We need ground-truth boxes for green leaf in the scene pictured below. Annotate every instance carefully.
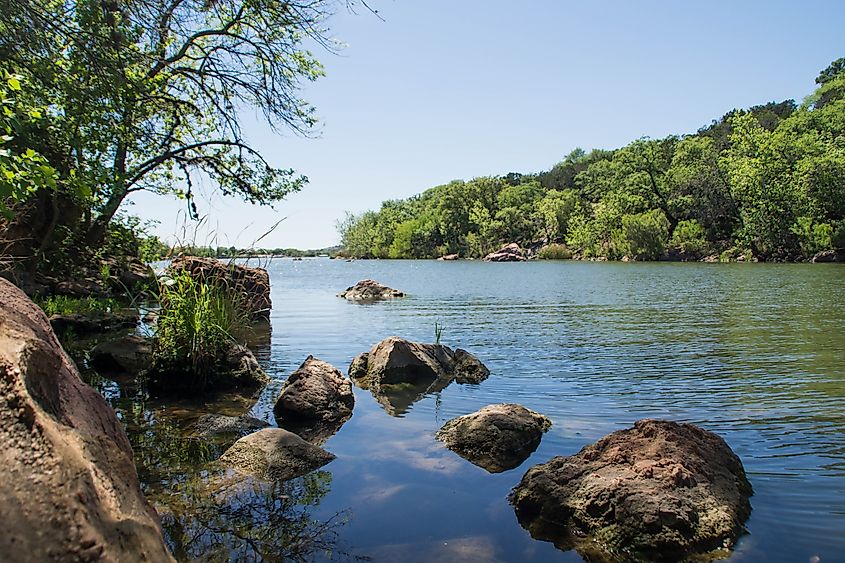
[7,77,21,91]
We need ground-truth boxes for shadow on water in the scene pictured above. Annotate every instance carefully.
[71,320,357,562]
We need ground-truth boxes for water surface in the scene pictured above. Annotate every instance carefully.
[90,260,845,561]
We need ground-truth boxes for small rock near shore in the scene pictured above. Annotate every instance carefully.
[219,428,336,481]
[436,404,551,473]
[49,310,139,335]
[274,356,354,425]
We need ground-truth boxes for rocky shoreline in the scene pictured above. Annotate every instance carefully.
[0,266,758,561]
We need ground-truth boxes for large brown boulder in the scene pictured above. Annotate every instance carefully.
[273,356,354,443]
[170,255,272,320]
[349,337,489,416]
[0,278,173,561]
[219,428,335,481]
[510,419,753,561]
[436,404,551,473]
[483,243,526,262]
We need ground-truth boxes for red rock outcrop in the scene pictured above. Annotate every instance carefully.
[0,278,173,561]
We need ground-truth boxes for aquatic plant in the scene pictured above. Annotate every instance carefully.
[154,271,249,383]
[434,320,444,345]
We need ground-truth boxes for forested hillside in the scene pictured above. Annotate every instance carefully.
[338,59,845,261]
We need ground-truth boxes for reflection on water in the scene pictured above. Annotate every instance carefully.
[81,259,844,562]
[158,470,349,561]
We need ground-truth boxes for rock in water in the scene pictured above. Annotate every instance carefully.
[349,337,490,416]
[510,419,753,561]
[338,279,405,301]
[90,334,153,376]
[146,342,269,397]
[436,404,551,473]
[350,336,489,388]
[274,356,354,443]
[170,255,272,320]
[219,428,336,481]
[483,243,526,262]
[194,414,270,438]
[0,278,174,561]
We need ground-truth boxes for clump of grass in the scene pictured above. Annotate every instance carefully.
[538,243,572,260]
[154,271,249,384]
[36,295,121,316]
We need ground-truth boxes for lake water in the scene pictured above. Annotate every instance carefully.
[89,259,845,562]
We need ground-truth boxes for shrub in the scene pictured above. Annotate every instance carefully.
[670,219,709,257]
[620,209,669,260]
[791,216,833,257]
[537,243,572,260]
[154,271,249,385]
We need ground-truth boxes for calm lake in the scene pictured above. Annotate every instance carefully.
[90,259,845,562]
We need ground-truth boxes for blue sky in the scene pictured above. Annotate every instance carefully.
[127,0,845,249]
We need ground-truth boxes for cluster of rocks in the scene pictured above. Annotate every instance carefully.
[483,242,527,262]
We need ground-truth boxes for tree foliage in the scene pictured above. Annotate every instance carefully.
[339,59,845,261]
[1,0,342,271]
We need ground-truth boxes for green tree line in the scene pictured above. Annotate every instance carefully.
[338,59,845,262]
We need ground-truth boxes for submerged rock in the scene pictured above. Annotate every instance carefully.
[49,310,139,335]
[219,428,335,481]
[338,279,405,301]
[90,334,152,376]
[147,343,269,397]
[436,404,551,473]
[483,243,526,262]
[170,256,272,320]
[0,278,173,561]
[349,337,489,416]
[510,419,753,561]
[194,414,270,438]
[274,356,354,443]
